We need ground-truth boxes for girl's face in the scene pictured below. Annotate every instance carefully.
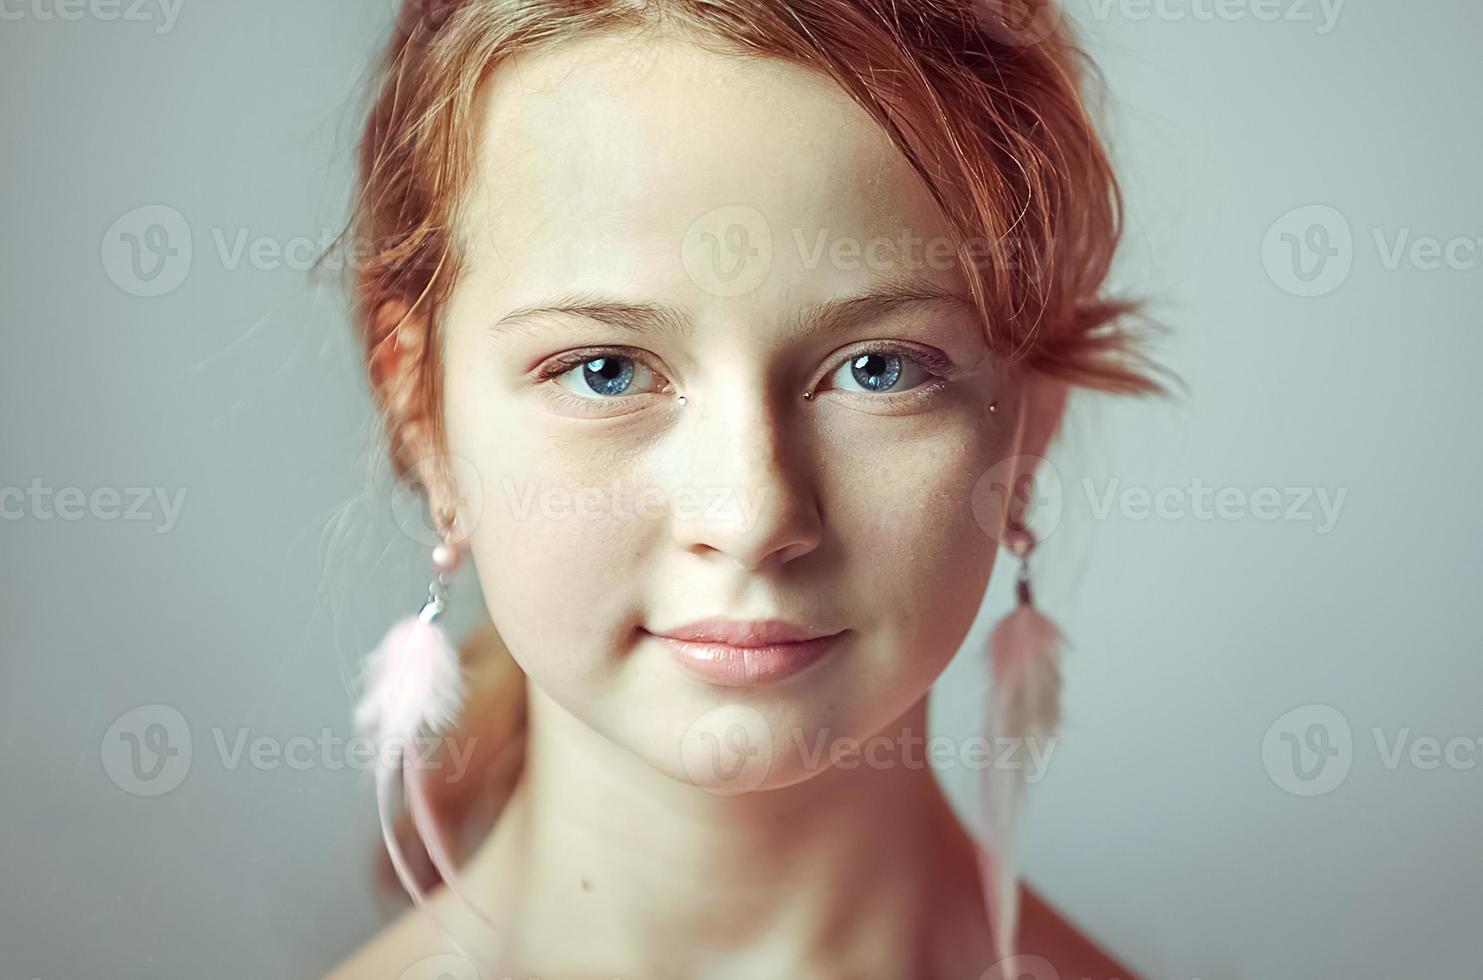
[431,33,1028,791]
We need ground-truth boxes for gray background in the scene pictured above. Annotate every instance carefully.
[2,1,1479,977]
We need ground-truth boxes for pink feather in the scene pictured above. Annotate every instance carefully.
[353,610,511,970]
[979,599,1065,961]
[354,615,466,744]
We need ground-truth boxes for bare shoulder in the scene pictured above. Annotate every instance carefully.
[1018,882,1141,980]
[321,900,471,980]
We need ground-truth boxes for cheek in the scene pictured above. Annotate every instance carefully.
[827,409,1008,668]
[442,367,658,688]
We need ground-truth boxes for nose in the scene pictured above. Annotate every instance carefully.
[666,390,823,572]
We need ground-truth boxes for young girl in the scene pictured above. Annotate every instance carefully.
[328,1,1163,976]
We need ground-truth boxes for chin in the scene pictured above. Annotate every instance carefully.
[640,675,921,797]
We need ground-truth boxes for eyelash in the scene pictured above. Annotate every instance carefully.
[535,342,955,414]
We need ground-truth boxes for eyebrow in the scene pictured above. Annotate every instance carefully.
[487,275,980,340]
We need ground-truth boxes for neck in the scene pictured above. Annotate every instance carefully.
[462,686,994,977]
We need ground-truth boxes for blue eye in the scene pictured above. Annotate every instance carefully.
[828,350,935,394]
[543,345,948,407]
[553,354,660,398]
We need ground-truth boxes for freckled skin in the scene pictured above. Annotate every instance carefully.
[435,32,1025,790]
[327,28,1129,980]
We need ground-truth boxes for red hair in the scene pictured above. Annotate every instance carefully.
[337,0,1167,482]
[329,0,1169,888]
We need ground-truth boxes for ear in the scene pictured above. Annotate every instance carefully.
[367,297,417,398]
[368,297,460,536]
[1006,371,1068,530]
[1016,371,1068,462]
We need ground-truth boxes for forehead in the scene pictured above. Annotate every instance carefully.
[455,30,965,317]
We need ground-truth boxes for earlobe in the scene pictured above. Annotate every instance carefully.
[412,458,467,545]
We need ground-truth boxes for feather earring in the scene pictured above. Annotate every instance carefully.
[352,518,505,967]
[977,521,1065,962]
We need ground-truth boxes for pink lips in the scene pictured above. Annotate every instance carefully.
[646,617,846,687]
